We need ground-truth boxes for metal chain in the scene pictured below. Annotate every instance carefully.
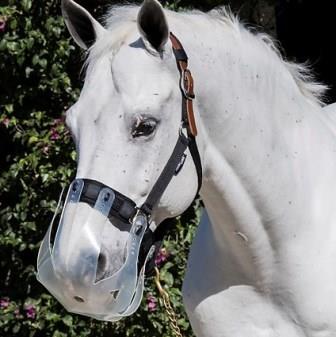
[154,267,183,337]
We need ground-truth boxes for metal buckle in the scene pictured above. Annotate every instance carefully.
[131,208,150,227]
[132,212,148,236]
[180,69,195,100]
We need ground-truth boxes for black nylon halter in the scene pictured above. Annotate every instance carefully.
[137,33,203,275]
[76,32,202,276]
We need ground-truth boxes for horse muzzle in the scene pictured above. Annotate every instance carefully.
[37,179,154,321]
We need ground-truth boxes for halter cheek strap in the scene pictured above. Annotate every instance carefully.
[140,32,202,216]
[170,33,197,136]
[138,33,202,275]
[171,32,202,193]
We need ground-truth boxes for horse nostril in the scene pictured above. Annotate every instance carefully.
[140,191,147,198]
[74,295,85,303]
[111,290,119,300]
[96,252,107,282]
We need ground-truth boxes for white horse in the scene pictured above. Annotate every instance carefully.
[58,0,336,335]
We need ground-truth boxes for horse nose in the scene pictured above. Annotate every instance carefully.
[96,251,107,281]
[95,246,127,282]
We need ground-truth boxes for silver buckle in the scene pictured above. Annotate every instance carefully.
[180,69,195,100]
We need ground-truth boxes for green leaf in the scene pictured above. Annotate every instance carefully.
[22,0,32,11]
[10,18,17,30]
[28,136,39,144]
[62,315,73,327]
[12,324,20,334]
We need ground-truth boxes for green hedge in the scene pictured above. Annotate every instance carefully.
[0,1,274,336]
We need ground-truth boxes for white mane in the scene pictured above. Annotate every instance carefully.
[86,5,327,106]
[208,7,327,105]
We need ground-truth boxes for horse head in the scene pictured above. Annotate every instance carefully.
[37,0,201,321]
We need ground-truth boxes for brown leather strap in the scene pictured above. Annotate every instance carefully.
[169,33,198,137]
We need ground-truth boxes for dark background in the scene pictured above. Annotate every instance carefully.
[276,0,336,103]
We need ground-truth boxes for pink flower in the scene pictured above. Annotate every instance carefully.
[0,298,9,309]
[155,248,169,266]
[24,304,36,319]
[0,18,6,33]
[146,294,157,312]
[50,127,60,140]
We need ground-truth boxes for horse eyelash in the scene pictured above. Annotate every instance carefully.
[134,115,145,129]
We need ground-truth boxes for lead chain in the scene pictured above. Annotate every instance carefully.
[154,267,183,337]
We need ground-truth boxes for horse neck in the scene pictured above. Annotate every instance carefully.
[172,15,336,285]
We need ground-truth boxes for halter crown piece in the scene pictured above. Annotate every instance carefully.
[36,32,202,322]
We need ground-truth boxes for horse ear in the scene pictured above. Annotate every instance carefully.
[61,0,105,50]
[137,0,169,52]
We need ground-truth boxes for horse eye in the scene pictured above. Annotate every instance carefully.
[131,118,157,138]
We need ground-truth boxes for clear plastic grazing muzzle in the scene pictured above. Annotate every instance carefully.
[37,179,154,321]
